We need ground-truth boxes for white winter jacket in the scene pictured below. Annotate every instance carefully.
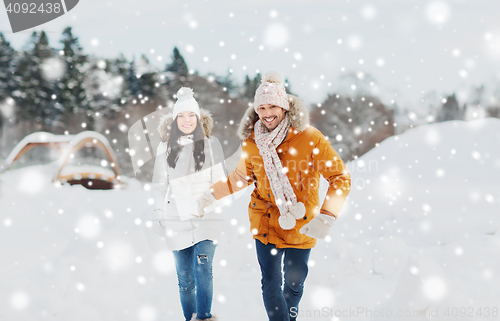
[151,110,227,251]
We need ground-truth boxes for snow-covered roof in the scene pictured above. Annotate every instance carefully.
[54,131,120,180]
[4,132,74,167]
[3,131,121,185]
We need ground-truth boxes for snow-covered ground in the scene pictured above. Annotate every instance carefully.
[1,118,499,321]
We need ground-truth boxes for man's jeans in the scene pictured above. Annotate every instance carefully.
[256,239,311,321]
[172,240,216,321]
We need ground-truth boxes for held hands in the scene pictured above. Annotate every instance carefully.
[196,190,218,217]
[299,213,336,239]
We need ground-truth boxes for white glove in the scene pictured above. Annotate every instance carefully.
[151,209,166,236]
[196,190,218,217]
[299,214,336,239]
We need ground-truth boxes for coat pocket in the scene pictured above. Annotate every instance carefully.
[248,196,271,234]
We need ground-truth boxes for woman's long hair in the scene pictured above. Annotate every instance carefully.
[166,115,206,171]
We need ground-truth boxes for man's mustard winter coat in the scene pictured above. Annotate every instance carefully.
[211,95,351,249]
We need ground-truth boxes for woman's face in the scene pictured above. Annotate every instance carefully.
[176,111,198,134]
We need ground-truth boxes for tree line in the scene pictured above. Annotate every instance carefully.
[2,27,496,173]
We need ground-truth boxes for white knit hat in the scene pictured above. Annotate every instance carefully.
[253,71,290,112]
[172,87,201,119]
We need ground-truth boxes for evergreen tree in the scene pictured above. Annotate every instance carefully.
[126,58,140,97]
[0,33,17,100]
[214,69,237,96]
[13,31,58,126]
[242,75,253,100]
[81,56,126,122]
[284,77,295,96]
[254,73,262,91]
[109,53,129,104]
[135,54,159,99]
[437,93,464,122]
[110,53,128,76]
[84,61,105,116]
[165,47,188,77]
[58,27,89,116]
[242,73,262,101]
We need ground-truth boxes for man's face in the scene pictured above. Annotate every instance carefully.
[256,104,286,131]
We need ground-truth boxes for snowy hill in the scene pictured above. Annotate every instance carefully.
[0,118,499,321]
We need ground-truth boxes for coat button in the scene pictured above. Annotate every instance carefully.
[252,203,256,207]
[268,193,271,197]
[263,233,267,237]
[303,216,307,220]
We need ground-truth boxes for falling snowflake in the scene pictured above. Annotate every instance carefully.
[137,305,157,321]
[41,57,66,81]
[422,276,448,301]
[347,35,363,50]
[309,287,335,309]
[360,5,377,20]
[103,240,134,271]
[264,23,289,48]
[17,169,46,194]
[425,1,451,25]
[76,214,101,239]
[10,291,29,310]
[152,250,175,274]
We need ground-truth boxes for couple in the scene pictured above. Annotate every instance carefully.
[150,71,351,321]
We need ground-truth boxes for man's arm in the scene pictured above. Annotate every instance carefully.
[210,142,255,200]
[313,135,351,218]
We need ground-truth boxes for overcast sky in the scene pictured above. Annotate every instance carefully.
[2,0,500,109]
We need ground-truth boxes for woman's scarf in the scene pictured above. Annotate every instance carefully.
[178,134,194,146]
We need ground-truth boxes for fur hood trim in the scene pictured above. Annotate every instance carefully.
[237,94,310,140]
[157,108,214,142]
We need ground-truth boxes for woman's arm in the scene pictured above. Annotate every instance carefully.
[208,136,228,185]
[150,142,169,213]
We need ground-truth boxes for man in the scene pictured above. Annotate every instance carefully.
[197,71,351,321]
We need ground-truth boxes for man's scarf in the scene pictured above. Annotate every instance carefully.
[254,114,306,230]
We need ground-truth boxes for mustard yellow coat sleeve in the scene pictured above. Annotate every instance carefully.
[312,135,351,218]
[210,141,254,200]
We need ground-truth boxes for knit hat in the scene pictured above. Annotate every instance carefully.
[253,71,290,112]
[172,87,201,119]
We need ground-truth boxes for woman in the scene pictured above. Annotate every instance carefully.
[151,87,224,321]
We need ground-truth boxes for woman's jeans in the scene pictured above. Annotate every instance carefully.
[256,239,311,321]
[172,240,216,321]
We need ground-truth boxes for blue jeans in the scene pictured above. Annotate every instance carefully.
[256,240,311,321]
[172,240,216,321]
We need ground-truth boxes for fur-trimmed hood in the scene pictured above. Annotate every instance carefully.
[157,108,214,142]
[237,94,310,140]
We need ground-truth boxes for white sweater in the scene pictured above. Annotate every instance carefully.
[151,135,226,251]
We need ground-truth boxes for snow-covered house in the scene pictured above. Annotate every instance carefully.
[2,131,122,190]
